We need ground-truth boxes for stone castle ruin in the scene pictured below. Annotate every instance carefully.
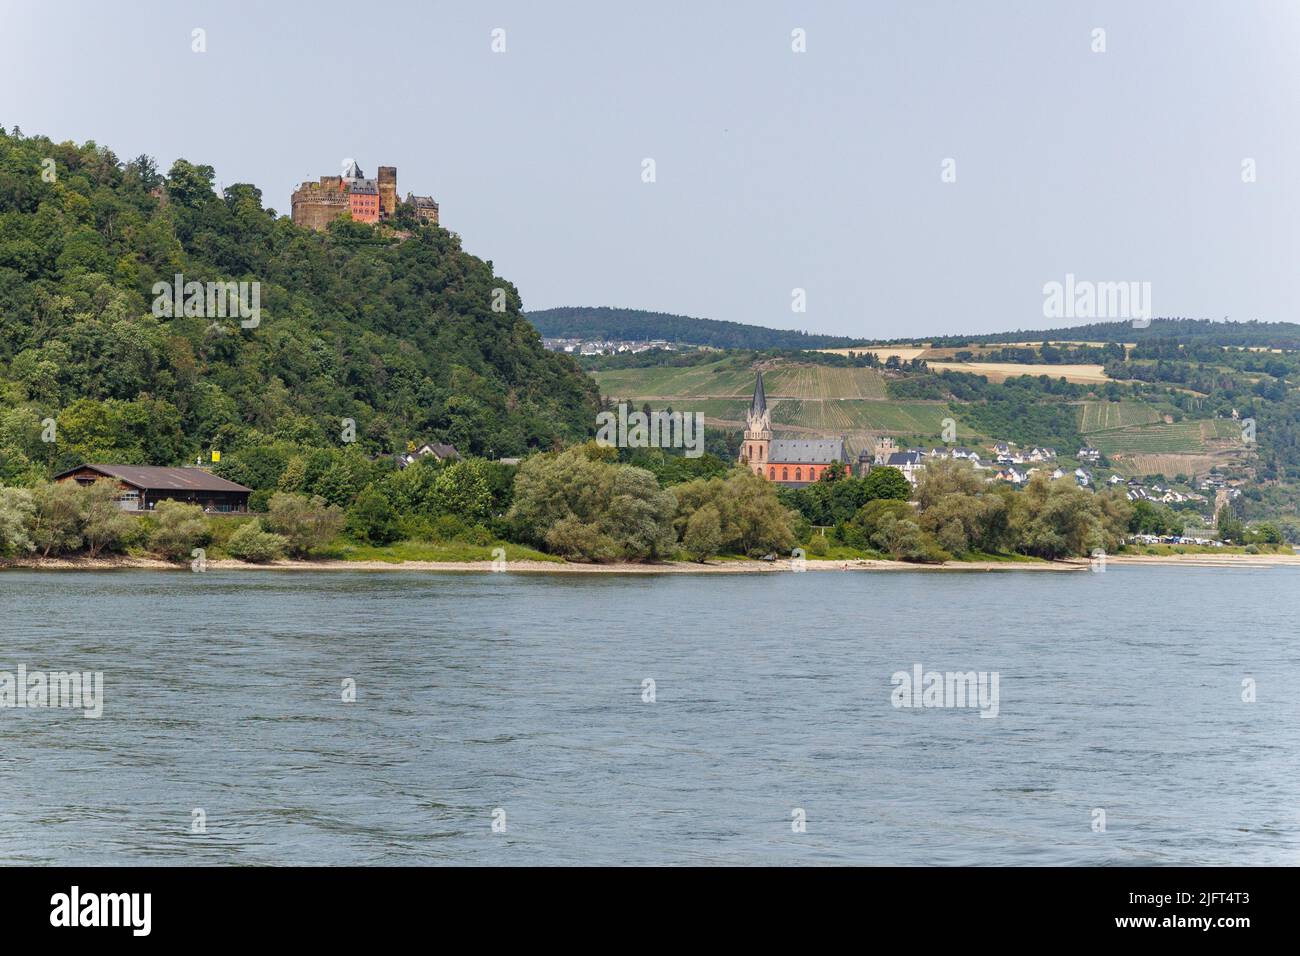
[291,160,439,231]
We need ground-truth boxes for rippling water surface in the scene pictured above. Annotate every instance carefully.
[1,566,1297,865]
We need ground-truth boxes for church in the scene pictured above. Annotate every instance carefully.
[738,372,853,486]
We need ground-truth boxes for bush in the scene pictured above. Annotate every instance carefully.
[81,480,140,557]
[265,492,345,557]
[842,499,914,550]
[0,487,35,555]
[509,445,677,561]
[28,482,84,556]
[148,500,209,560]
[346,485,402,545]
[682,504,722,562]
[672,468,796,557]
[806,533,829,556]
[225,519,287,562]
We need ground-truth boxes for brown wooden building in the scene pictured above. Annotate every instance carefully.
[54,464,253,513]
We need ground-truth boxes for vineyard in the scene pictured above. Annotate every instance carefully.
[593,359,887,401]
[1078,401,1163,432]
[1089,419,1241,455]
[594,356,1246,475]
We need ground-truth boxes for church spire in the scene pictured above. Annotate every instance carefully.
[749,372,767,418]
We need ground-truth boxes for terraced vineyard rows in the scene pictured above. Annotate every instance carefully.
[1078,401,1162,432]
[1090,419,1240,455]
[593,360,887,400]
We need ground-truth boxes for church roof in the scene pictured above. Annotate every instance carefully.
[769,438,848,464]
[749,372,767,417]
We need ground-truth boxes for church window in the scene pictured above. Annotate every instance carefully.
[795,468,802,481]
[782,468,788,481]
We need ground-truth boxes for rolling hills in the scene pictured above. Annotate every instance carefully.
[593,353,1254,475]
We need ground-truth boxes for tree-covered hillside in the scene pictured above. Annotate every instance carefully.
[526,306,866,349]
[0,127,598,483]
[924,318,1300,350]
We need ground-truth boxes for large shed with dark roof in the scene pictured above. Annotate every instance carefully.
[54,464,252,513]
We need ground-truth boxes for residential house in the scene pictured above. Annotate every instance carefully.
[886,451,925,485]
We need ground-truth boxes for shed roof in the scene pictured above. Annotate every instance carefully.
[54,464,252,493]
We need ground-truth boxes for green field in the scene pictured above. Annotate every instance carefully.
[1078,401,1163,432]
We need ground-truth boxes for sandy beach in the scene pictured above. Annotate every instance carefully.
[5,551,1295,574]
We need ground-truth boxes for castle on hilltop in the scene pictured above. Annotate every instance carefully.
[291,160,439,231]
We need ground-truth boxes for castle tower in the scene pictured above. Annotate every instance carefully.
[377,166,398,218]
[872,435,897,464]
[740,372,772,474]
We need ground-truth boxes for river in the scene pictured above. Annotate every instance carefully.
[1,566,1296,865]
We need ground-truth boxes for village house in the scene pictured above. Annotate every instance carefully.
[886,451,925,485]
[54,464,252,513]
[395,442,461,469]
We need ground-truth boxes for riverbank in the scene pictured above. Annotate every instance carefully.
[5,551,1298,573]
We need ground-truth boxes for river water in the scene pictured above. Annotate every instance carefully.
[1,566,1296,865]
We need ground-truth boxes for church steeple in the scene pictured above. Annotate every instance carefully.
[749,372,767,420]
[740,372,772,473]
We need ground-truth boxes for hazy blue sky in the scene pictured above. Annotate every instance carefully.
[3,1,1297,338]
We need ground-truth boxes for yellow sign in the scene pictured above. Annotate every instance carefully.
[211,450,221,463]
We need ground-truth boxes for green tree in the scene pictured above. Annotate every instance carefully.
[1216,506,1245,544]
[509,445,678,561]
[347,485,402,545]
[860,466,912,502]
[148,500,208,560]
[430,459,493,521]
[0,487,35,555]
[80,479,138,557]
[226,519,287,562]
[265,492,345,556]
[682,504,723,562]
[27,482,84,556]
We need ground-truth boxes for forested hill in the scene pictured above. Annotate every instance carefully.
[0,128,597,482]
[924,318,1300,350]
[526,306,866,349]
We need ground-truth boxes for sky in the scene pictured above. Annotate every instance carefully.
[2,0,1298,339]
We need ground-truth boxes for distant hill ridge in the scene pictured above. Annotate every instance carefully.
[525,306,867,350]
[529,307,1300,352]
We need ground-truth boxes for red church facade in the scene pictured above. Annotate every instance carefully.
[738,373,851,487]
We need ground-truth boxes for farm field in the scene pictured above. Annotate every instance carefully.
[813,345,929,363]
[925,361,1113,384]
[1077,401,1163,432]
